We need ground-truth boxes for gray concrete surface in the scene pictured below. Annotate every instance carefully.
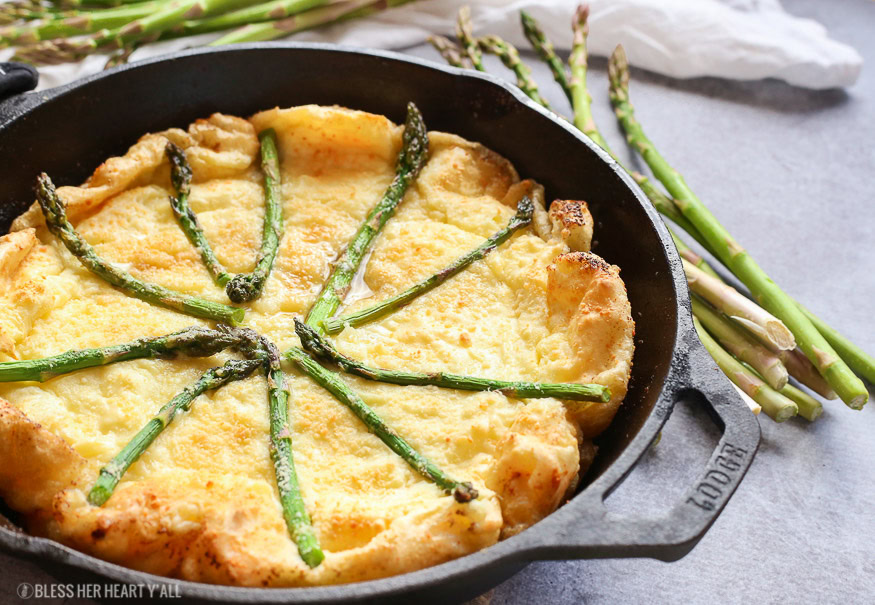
[1,0,873,603]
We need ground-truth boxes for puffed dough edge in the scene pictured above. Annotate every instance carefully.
[11,114,259,232]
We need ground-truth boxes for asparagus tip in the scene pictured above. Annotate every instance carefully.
[453,482,478,503]
[226,274,258,304]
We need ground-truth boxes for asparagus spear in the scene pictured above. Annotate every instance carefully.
[14,0,264,65]
[166,142,232,287]
[427,34,467,69]
[237,334,324,568]
[0,326,245,382]
[284,346,478,503]
[779,382,823,422]
[731,384,762,415]
[567,4,608,148]
[305,102,429,333]
[208,0,414,45]
[478,35,551,109]
[693,317,797,422]
[455,5,484,71]
[797,303,875,386]
[780,347,837,400]
[322,196,534,334]
[296,319,611,403]
[0,1,162,45]
[225,128,284,303]
[36,173,245,325]
[521,9,572,103]
[87,358,261,506]
[691,295,788,390]
[670,229,721,280]
[608,45,868,409]
[683,259,793,353]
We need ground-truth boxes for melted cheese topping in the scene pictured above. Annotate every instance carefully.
[0,106,634,586]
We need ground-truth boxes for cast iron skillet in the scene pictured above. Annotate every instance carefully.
[0,44,759,604]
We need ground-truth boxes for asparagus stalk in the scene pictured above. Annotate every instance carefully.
[780,347,837,400]
[427,34,467,69]
[0,326,245,382]
[674,230,840,398]
[166,142,232,287]
[731,384,762,415]
[670,229,721,280]
[241,335,324,567]
[521,9,572,102]
[797,303,875,386]
[568,4,606,148]
[478,35,551,109]
[172,0,327,37]
[0,1,162,45]
[608,45,868,409]
[683,259,793,353]
[455,5,483,71]
[36,173,245,325]
[691,295,788,390]
[296,319,611,403]
[14,0,264,65]
[284,346,478,502]
[87,358,261,506]
[693,317,797,422]
[305,102,429,333]
[225,128,284,303]
[323,196,534,334]
[208,0,414,45]
[779,382,823,422]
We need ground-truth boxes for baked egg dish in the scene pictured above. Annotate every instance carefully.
[0,104,634,586]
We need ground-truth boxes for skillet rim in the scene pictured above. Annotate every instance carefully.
[0,42,757,603]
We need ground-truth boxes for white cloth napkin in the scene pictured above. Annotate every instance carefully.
[2,0,862,92]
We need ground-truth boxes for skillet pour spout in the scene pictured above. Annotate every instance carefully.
[0,43,759,604]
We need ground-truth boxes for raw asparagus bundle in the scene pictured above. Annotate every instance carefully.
[225,128,284,303]
[87,357,262,506]
[607,45,868,409]
[208,0,416,46]
[322,196,534,334]
[284,346,479,503]
[15,0,266,65]
[6,0,418,66]
[0,326,242,382]
[305,102,429,333]
[296,319,611,403]
[694,318,797,422]
[36,173,245,325]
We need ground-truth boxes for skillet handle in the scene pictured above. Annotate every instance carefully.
[522,337,760,562]
[0,62,38,101]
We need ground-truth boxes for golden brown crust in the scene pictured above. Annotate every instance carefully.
[0,105,634,586]
[549,200,594,252]
[0,398,87,514]
[546,252,635,437]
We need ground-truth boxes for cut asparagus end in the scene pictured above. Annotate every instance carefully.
[780,383,823,422]
[731,385,762,415]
